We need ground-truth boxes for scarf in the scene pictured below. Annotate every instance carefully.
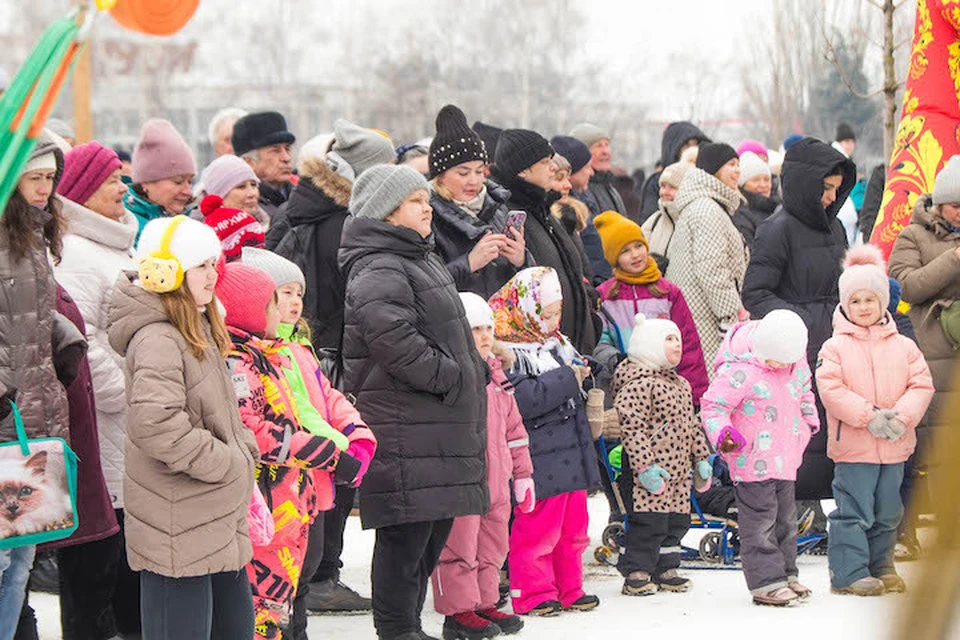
[489,266,580,375]
[229,329,302,425]
[455,185,487,217]
[613,255,662,286]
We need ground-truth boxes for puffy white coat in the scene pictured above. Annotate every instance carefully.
[55,196,137,508]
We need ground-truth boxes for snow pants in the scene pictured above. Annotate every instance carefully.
[509,490,588,614]
[431,498,510,615]
[828,462,903,589]
[735,479,798,593]
[617,511,690,577]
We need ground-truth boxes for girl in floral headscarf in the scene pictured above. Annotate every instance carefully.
[489,267,602,617]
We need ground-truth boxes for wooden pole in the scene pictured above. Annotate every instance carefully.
[72,1,92,143]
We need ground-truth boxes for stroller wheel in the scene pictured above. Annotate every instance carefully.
[594,545,618,566]
[699,531,723,563]
[602,522,626,551]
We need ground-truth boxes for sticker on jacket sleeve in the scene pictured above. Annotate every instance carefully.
[232,373,251,398]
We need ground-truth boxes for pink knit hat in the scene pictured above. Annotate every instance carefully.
[215,262,275,334]
[132,119,196,184]
[201,154,259,198]
[838,244,890,314]
[57,142,122,204]
[737,139,769,159]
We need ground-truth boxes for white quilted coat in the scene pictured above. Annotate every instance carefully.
[666,168,749,372]
[55,195,137,508]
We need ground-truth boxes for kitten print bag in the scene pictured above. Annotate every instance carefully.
[0,400,78,549]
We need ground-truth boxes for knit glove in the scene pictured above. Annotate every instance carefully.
[866,412,895,440]
[694,460,713,493]
[637,465,671,495]
[886,417,907,442]
[513,477,536,513]
[333,453,363,487]
[601,408,621,440]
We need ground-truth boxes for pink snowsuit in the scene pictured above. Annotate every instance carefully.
[700,321,820,483]
[431,354,533,615]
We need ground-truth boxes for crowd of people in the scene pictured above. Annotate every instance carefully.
[0,101,953,640]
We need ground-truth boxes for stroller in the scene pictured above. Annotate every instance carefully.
[593,435,826,569]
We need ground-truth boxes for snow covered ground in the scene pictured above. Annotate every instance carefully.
[32,495,917,639]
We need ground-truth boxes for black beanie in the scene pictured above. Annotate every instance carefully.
[696,142,738,177]
[428,105,487,179]
[473,121,502,160]
[494,129,554,179]
[835,122,856,143]
[550,135,592,174]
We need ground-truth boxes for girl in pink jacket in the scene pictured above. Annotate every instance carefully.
[816,245,934,597]
[431,292,534,640]
[701,309,819,607]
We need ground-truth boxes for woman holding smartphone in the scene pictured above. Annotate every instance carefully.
[427,104,531,298]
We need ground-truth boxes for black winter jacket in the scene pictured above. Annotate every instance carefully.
[588,170,627,217]
[858,164,886,243]
[339,217,488,529]
[734,189,780,251]
[430,181,530,299]
[741,137,856,500]
[491,171,599,354]
[506,354,601,500]
[639,122,711,218]
[272,159,353,349]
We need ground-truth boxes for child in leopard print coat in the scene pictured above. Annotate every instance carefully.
[612,315,712,596]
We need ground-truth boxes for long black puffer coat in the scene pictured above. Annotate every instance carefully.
[734,189,780,251]
[430,181,530,299]
[741,137,856,500]
[490,172,599,355]
[339,216,489,529]
[639,121,711,219]
[272,157,353,349]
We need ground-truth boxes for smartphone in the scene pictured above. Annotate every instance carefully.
[504,210,526,237]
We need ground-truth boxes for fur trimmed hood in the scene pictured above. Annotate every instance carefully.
[299,156,352,208]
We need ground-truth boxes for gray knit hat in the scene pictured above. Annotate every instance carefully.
[241,246,306,291]
[569,122,610,148]
[331,119,396,177]
[350,164,430,221]
[933,155,960,206]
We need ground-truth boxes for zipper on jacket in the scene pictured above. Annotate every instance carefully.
[836,420,842,441]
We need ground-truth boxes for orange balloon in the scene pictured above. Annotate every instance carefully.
[109,0,199,36]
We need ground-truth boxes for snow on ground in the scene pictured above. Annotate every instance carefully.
[33,495,916,639]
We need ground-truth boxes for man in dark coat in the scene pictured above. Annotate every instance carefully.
[741,137,856,501]
[339,164,488,640]
[232,111,297,220]
[491,130,599,355]
[858,163,886,243]
[271,119,394,349]
[639,121,711,219]
[569,122,628,218]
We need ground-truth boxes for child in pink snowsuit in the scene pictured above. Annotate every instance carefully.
[431,292,534,639]
[701,309,819,607]
[489,267,602,618]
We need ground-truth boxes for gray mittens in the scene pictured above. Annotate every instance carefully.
[866,409,906,442]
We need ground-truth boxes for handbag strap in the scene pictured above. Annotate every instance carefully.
[7,399,29,456]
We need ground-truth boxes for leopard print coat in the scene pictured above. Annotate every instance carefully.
[612,358,712,513]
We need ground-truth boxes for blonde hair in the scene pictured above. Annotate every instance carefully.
[432,175,455,202]
[159,280,231,360]
[550,196,589,232]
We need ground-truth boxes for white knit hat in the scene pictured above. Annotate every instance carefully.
[627,314,681,369]
[933,155,960,206]
[738,151,771,186]
[459,292,494,328]
[241,246,306,291]
[136,215,222,273]
[752,310,808,364]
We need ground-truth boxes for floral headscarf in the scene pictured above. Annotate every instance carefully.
[488,267,579,374]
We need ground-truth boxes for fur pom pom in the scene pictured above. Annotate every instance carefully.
[844,244,886,270]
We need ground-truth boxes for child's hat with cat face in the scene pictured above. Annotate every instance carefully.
[137,215,222,293]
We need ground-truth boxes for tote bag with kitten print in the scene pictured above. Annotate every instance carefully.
[0,400,78,549]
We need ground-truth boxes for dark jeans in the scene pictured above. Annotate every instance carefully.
[735,480,798,592]
[312,484,356,583]
[290,515,325,640]
[827,462,903,588]
[616,512,690,577]
[372,519,454,639]
[59,509,141,639]
[140,570,254,640]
